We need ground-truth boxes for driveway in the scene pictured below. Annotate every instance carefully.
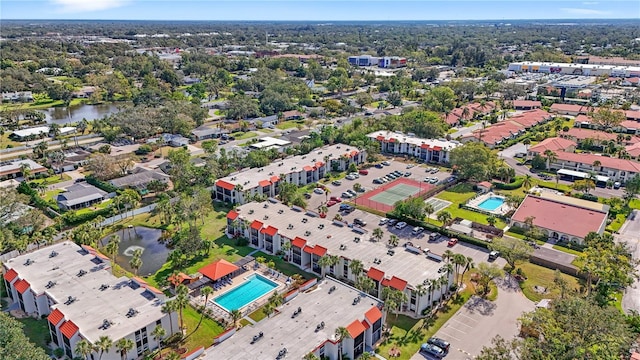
[617,209,640,313]
[411,276,535,360]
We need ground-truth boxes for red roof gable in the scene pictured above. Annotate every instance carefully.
[199,259,239,281]
[258,180,271,187]
[312,245,327,257]
[216,180,235,191]
[316,161,325,167]
[346,319,366,338]
[420,144,430,149]
[365,306,382,324]
[250,220,263,231]
[366,267,385,282]
[303,246,314,254]
[382,276,407,291]
[14,279,30,294]
[376,135,385,141]
[60,320,79,339]
[291,237,307,249]
[431,146,442,151]
[270,175,280,183]
[361,320,370,329]
[3,268,18,283]
[261,225,278,236]
[226,210,239,220]
[47,309,65,326]
[303,165,314,172]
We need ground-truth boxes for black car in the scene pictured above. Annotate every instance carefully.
[427,337,450,352]
[387,219,399,226]
[303,193,312,199]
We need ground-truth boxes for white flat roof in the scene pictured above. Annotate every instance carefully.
[236,201,444,287]
[204,277,382,360]
[10,126,49,138]
[367,130,461,151]
[556,168,609,182]
[249,136,291,149]
[5,241,166,343]
[510,61,640,72]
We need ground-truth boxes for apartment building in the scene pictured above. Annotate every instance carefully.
[367,130,461,163]
[213,144,366,204]
[508,61,640,77]
[2,241,177,360]
[462,109,552,148]
[548,151,640,183]
[226,201,454,318]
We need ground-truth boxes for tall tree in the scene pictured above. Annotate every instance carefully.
[489,237,533,272]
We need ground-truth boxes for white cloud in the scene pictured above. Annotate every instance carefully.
[560,7,612,15]
[51,0,130,13]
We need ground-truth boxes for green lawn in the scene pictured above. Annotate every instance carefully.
[517,261,581,302]
[551,244,583,256]
[16,317,50,354]
[231,131,258,140]
[252,251,316,280]
[43,189,64,202]
[442,205,507,228]
[376,286,473,359]
[30,174,72,185]
[182,305,226,352]
[607,213,626,233]
[1,132,22,149]
[248,308,267,322]
[74,199,113,216]
[630,199,640,210]
[259,128,274,133]
[435,183,477,203]
[275,121,303,130]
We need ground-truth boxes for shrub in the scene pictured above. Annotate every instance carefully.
[493,177,523,190]
[86,176,119,193]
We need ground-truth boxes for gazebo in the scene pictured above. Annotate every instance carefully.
[199,259,240,282]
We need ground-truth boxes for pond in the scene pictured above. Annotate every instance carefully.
[39,103,122,124]
[100,226,168,276]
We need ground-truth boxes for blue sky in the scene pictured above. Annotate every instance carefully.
[2,1,639,20]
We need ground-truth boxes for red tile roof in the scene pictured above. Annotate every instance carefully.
[621,120,640,130]
[431,146,442,151]
[258,180,271,187]
[60,320,79,339]
[144,285,163,294]
[512,195,608,238]
[626,110,640,120]
[626,143,640,158]
[199,259,239,281]
[382,276,407,291]
[226,210,239,220]
[168,272,192,286]
[303,165,314,172]
[216,180,235,191]
[14,279,30,294]
[550,103,592,114]
[312,245,327,257]
[133,276,148,285]
[3,269,18,283]
[250,220,263,230]
[315,161,324,167]
[270,175,280,183]
[512,100,541,108]
[47,309,65,326]
[303,246,314,254]
[563,127,617,142]
[366,267,385,282]
[364,306,382,324]
[291,237,306,248]
[478,181,493,188]
[420,143,430,149]
[260,225,278,236]
[361,320,370,329]
[346,319,366,338]
[528,137,576,154]
[554,151,640,173]
[510,109,551,128]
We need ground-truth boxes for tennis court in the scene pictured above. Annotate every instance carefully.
[355,178,433,212]
[425,198,451,213]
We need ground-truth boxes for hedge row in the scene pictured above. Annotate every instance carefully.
[493,177,524,190]
[86,176,119,193]
[386,213,490,249]
[17,182,60,213]
[61,206,114,226]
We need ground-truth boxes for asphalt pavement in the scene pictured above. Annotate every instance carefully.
[617,210,640,314]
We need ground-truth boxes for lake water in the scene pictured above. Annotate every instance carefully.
[40,103,122,124]
[100,226,168,276]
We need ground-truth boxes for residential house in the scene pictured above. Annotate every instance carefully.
[2,241,177,360]
[161,134,190,147]
[56,183,108,211]
[511,194,608,244]
[527,137,577,159]
[367,130,461,163]
[282,110,304,120]
[248,137,292,152]
[0,159,48,180]
[213,144,365,204]
[108,168,170,193]
[1,91,34,102]
[9,126,50,141]
[444,102,495,126]
[250,115,279,128]
[462,109,552,148]
[549,103,593,116]
[511,100,542,110]
[227,201,454,318]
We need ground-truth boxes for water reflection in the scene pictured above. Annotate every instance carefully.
[101,226,168,276]
[39,103,122,124]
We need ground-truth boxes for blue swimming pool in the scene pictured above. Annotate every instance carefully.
[214,274,278,311]
[477,197,505,211]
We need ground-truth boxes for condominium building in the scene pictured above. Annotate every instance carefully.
[2,241,177,360]
[226,201,454,318]
[508,61,640,77]
[213,144,366,204]
[367,130,461,163]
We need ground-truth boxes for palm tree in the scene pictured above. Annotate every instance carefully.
[151,325,166,356]
[424,203,435,223]
[414,284,428,314]
[437,210,452,227]
[161,300,177,335]
[75,339,93,360]
[317,255,334,277]
[543,149,557,170]
[324,186,332,202]
[522,174,534,190]
[356,275,375,294]
[193,286,213,334]
[388,234,399,248]
[486,215,497,227]
[105,235,120,265]
[318,204,328,216]
[348,259,364,278]
[230,309,242,328]
[438,275,450,305]
[303,353,320,360]
[360,352,374,360]
[129,249,143,275]
[592,160,601,171]
[372,227,384,242]
[451,253,467,286]
[19,163,31,181]
[428,278,439,309]
[334,326,351,360]
[115,338,134,360]
[460,256,475,287]
[95,335,113,360]
[443,249,454,263]
[175,285,189,332]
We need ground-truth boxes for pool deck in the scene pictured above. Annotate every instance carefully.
[466,192,511,215]
[193,269,287,321]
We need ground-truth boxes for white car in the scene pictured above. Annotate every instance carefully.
[395,222,408,230]
[345,175,357,180]
[313,188,325,195]
[341,192,353,198]
[379,218,388,225]
[382,161,391,166]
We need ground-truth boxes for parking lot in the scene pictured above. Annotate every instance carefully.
[306,158,451,217]
[412,277,535,360]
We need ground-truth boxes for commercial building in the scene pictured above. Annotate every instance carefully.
[367,130,461,163]
[213,144,366,204]
[2,241,177,360]
[347,55,406,68]
[508,61,640,78]
[511,195,608,244]
[226,201,454,317]
[204,277,384,360]
[348,55,379,67]
[0,159,48,180]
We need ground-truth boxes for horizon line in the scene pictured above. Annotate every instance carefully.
[2,17,639,21]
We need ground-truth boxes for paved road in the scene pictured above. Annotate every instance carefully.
[449,122,484,140]
[2,136,105,159]
[411,276,535,360]
[617,209,640,314]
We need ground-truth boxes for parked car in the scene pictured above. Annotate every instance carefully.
[427,337,450,352]
[387,219,399,226]
[349,172,360,179]
[424,177,432,182]
[411,226,424,235]
[430,168,439,174]
[428,233,439,242]
[358,169,369,175]
[303,193,312,199]
[331,180,342,186]
[313,188,325,194]
[373,178,383,184]
[404,172,412,177]
[614,181,621,189]
[447,238,458,247]
[330,196,342,202]
[489,250,500,260]
[353,218,367,226]
[429,178,439,184]
[382,161,391,166]
[327,200,337,207]
[341,192,353,198]
[346,189,357,196]
[339,204,352,211]
[395,222,408,230]
[379,218,388,225]
[346,175,357,180]
[375,163,384,169]
[420,343,445,358]
[406,164,414,169]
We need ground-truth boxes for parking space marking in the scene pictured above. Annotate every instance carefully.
[450,318,475,328]
[436,331,462,342]
[444,324,468,334]
[456,313,479,323]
